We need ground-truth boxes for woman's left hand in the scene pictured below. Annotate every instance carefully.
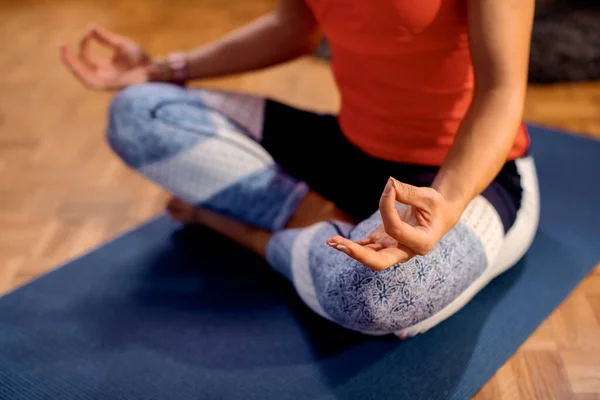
[326,178,464,271]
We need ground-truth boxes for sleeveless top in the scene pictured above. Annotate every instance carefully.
[305,0,529,165]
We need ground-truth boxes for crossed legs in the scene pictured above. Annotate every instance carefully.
[106,83,539,336]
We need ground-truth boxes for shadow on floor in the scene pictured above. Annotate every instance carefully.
[118,224,526,398]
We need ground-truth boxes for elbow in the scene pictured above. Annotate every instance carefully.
[296,30,322,56]
[271,10,320,57]
[287,26,321,58]
[473,83,526,117]
[474,74,526,103]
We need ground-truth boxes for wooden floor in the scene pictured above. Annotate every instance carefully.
[1,0,599,398]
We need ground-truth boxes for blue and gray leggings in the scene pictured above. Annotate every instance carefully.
[106,83,540,336]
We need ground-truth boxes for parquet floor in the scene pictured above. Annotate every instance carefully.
[1,1,599,398]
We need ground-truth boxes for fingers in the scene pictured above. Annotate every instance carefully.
[325,236,412,271]
[59,44,104,89]
[89,25,125,50]
[348,237,384,251]
[79,30,99,70]
[356,237,374,246]
[365,243,384,251]
[390,178,430,209]
[326,236,371,259]
[342,237,384,251]
[379,179,423,250]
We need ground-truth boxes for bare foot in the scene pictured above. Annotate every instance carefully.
[167,192,354,228]
[164,192,353,257]
[166,197,201,225]
[286,191,355,228]
[166,196,270,256]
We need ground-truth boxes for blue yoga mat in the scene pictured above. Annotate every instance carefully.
[1,125,599,400]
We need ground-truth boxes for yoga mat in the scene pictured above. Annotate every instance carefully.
[1,125,599,400]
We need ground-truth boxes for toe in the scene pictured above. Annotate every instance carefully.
[166,197,198,225]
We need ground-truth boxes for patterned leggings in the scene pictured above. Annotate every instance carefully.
[106,83,540,337]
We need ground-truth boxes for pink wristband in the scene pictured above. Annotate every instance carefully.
[166,52,188,85]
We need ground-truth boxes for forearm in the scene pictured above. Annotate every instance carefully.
[152,9,319,82]
[432,87,525,210]
[431,0,533,214]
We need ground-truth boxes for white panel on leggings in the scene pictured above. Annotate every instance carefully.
[291,223,331,320]
[459,195,505,267]
[199,91,266,141]
[493,156,540,272]
[139,116,274,205]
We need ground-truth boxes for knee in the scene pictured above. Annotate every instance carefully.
[107,83,174,129]
[105,83,186,168]
[322,263,433,334]
[320,266,398,334]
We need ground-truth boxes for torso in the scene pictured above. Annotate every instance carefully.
[305,0,529,165]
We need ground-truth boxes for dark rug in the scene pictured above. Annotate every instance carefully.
[529,0,600,83]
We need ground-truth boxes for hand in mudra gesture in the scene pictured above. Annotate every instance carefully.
[59,25,153,90]
[326,178,462,271]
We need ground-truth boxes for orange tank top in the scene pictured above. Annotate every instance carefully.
[305,0,529,165]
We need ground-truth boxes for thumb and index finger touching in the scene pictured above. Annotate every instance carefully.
[379,178,427,251]
[87,25,126,50]
[58,25,124,89]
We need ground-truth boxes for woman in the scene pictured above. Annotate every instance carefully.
[60,0,539,337]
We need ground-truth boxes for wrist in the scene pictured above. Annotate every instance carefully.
[431,175,474,209]
[146,52,189,84]
[146,60,166,82]
[432,178,472,217]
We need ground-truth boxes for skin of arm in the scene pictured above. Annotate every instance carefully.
[431,0,535,213]
[154,0,321,81]
[325,0,535,270]
[59,0,320,89]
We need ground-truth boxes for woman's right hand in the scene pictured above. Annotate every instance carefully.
[59,25,156,90]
